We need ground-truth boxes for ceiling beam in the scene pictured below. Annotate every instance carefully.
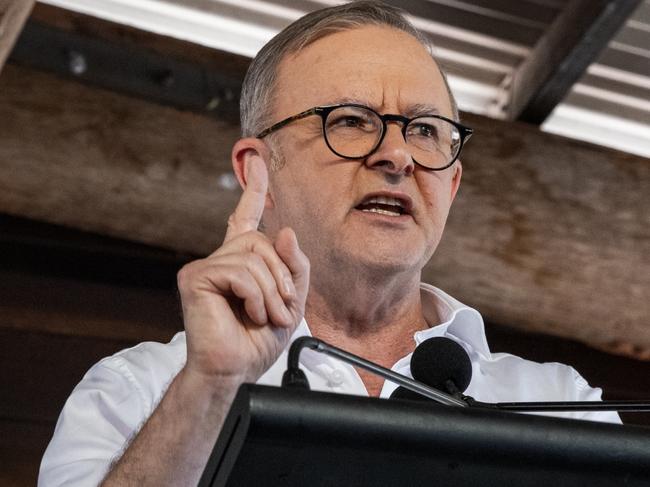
[10,18,242,123]
[0,0,35,74]
[505,0,642,124]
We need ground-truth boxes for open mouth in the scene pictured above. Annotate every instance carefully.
[355,195,411,217]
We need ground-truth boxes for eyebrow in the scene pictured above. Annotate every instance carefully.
[324,98,442,117]
[407,103,442,117]
[327,96,374,107]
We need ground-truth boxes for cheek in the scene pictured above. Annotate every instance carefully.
[274,170,335,225]
[419,177,453,214]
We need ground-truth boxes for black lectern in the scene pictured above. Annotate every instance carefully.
[199,384,650,486]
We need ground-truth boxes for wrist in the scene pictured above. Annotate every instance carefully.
[177,365,247,400]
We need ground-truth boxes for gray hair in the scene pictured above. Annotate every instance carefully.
[239,1,458,138]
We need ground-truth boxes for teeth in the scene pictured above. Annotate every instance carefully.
[361,207,401,216]
[365,196,404,208]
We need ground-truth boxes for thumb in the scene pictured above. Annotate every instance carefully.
[274,227,310,308]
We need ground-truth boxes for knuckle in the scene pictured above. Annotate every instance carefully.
[226,213,238,228]
[226,229,268,249]
[177,259,216,292]
[234,269,254,290]
[176,262,196,289]
[248,230,272,246]
[245,252,265,269]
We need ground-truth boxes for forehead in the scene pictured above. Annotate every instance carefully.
[273,25,452,120]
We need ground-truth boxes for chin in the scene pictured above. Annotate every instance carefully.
[336,246,425,277]
[321,229,439,276]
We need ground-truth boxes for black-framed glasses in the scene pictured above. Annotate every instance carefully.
[256,103,473,170]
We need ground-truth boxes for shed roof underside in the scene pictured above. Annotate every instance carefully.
[38,0,650,157]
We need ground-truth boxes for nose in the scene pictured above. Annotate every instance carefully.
[365,122,414,177]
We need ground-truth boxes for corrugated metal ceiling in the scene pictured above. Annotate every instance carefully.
[39,0,650,157]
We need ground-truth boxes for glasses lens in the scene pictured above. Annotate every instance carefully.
[405,117,461,169]
[324,106,382,158]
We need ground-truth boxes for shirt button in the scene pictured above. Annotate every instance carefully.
[328,369,345,386]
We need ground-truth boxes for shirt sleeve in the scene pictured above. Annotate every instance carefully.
[478,352,622,425]
[564,365,622,425]
[38,357,147,487]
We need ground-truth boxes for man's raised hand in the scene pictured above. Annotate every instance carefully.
[177,157,310,384]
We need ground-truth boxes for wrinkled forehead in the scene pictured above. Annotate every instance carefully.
[271,25,453,122]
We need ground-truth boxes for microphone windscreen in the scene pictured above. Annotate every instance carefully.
[410,337,472,393]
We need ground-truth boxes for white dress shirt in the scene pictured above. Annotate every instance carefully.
[38,284,620,486]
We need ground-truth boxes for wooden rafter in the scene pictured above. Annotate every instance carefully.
[504,0,642,124]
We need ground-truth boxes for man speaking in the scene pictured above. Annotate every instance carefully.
[39,2,620,485]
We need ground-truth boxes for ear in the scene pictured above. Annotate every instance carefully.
[449,160,463,202]
[231,137,275,209]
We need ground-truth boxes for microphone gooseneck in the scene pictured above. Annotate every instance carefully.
[282,336,467,407]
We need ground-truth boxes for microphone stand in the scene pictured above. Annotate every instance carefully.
[282,336,467,407]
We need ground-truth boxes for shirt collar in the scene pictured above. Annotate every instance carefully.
[416,283,491,359]
[289,283,490,368]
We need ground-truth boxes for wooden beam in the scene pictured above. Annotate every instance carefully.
[504,0,642,124]
[0,62,241,252]
[26,3,251,78]
[10,20,242,123]
[9,4,247,123]
[0,0,34,73]
[0,62,648,359]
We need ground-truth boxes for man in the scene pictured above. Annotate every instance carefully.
[39,2,620,486]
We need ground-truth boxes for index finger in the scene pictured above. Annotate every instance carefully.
[224,157,268,242]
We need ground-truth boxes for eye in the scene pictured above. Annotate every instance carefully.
[341,115,365,127]
[408,122,438,139]
[327,108,378,134]
[329,114,370,129]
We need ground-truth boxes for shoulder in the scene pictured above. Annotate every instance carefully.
[480,351,590,400]
[99,332,187,409]
[475,351,620,423]
[39,332,187,486]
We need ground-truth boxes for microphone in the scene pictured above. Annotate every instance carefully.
[282,336,467,407]
[390,337,472,401]
[412,337,472,394]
